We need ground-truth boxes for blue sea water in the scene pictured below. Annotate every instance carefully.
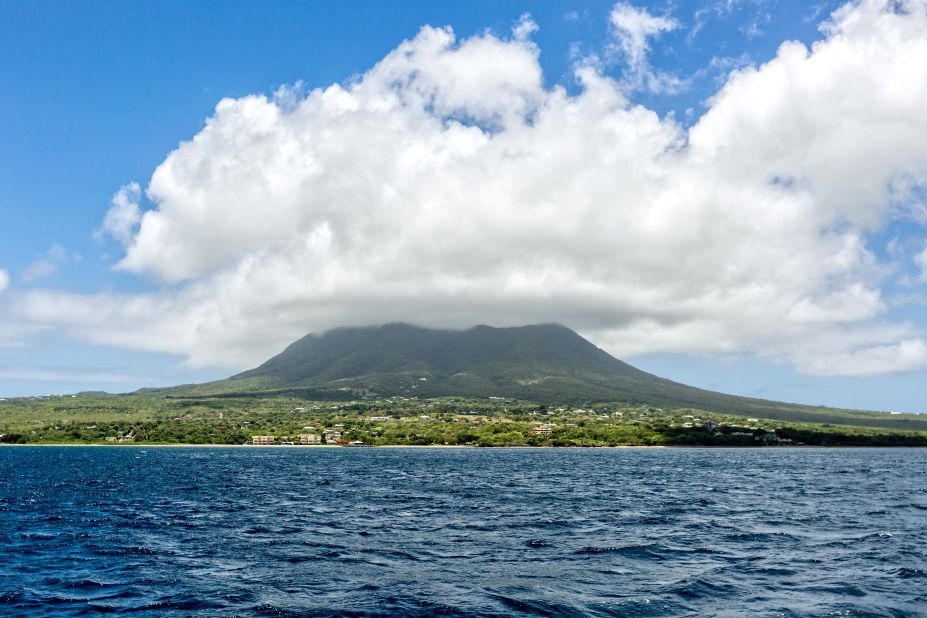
[0,447,924,617]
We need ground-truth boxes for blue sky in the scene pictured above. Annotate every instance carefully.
[2,0,927,412]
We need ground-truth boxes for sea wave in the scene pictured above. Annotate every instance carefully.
[0,446,924,616]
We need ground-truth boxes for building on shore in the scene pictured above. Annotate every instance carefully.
[323,429,342,444]
[299,434,321,445]
[532,424,554,436]
[252,435,276,445]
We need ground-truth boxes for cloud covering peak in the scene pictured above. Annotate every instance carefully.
[15,0,927,377]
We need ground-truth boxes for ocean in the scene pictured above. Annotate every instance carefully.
[1,446,924,616]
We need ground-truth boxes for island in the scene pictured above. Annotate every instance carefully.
[2,324,924,446]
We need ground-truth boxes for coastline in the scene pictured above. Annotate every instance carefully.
[3,443,920,449]
[0,442,668,448]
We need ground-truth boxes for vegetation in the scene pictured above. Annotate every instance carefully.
[2,323,923,447]
[159,323,926,431]
[1,393,924,447]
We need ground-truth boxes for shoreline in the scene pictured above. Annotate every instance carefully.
[1,443,920,449]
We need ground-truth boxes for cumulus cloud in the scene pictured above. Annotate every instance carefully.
[4,0,927,379]
[692,0,927,229]
[0,269,8,294]
[608,3,683,92]
[97,182,142,247]
[22,244,80,282]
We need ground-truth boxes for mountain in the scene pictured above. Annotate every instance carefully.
[233,322,654,401]
[169,323,918,430]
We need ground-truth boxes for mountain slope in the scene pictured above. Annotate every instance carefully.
[201,323,924,430]
[235,323,628,386]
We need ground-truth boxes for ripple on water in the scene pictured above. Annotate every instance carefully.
[0,446,924,617]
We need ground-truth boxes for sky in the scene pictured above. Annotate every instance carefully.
[1,0,927,412]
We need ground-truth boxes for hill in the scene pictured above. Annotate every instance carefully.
[165,323,925,431]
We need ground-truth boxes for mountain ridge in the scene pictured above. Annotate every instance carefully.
[234,323,630,385]
[190,322,924,431]
[233,322,667,396]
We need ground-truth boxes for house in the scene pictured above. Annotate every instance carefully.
[323,429,342,444]
[252,435,276,445]
[299,434,321,445]
[532,424,554,436]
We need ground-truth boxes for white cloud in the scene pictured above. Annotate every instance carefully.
[22,244,80,283]
[915,242,927,280]
[608,3,684,92]
[512,13,539,42]
[0,269,8,294]
[795,339,927,377]
[97,182,142,247]
[690,0,778,43]
[4,0,927,380]
[691,0,927,229]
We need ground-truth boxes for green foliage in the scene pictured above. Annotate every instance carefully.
[1,394,924,447]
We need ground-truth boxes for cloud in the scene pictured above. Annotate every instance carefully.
[795,339,927,377]
[915,242,927,281]
[512,13,539,42]
[689,0,781,43]
[0,269,8,294]
[692,0,927,230]
[4,0,927,380]
[22,244,80,283]
[608,3,684,92]
[0,365,153,385]
[96,182,142,247]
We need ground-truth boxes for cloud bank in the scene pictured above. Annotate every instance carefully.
[8,0,927,377]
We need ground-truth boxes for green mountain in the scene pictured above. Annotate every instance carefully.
[178,323,922,430]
